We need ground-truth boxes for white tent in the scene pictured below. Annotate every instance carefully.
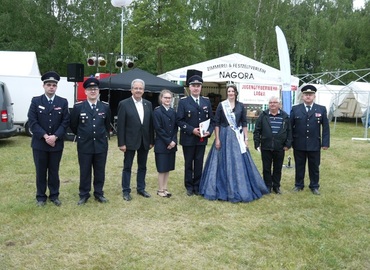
[158,53,299,104]
[295,82,370,120]
[0,51,41,76]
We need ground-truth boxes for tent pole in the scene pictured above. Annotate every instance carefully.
[365,92,370,138]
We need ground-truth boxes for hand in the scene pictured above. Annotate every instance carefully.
[215,138,221,150]
[44,134,57,147]
[322,147,329,150]
[283,147,289,151]
[245,140,249,148]
[119,145,127,152]
[193,128,201,137]
[167,141,176,150]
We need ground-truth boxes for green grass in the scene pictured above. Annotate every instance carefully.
[0,122,369,269]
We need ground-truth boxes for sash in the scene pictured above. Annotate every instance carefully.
[221,100,246,154]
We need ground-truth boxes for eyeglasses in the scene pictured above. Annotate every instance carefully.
[86,88,99,91]
[162,96,172,99]
[269,102,279,104]
[133,87,144,91]
[46,83,57,87]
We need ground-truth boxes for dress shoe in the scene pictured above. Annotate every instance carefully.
[51,198,62,206]
[95,196,108,203]
[193,190,200,196]
[137,190,151,198]
[186,190,194,196]
[123,193,132,201]
[157,190,169,198]
[36,201,46,207]
[77,197,89,205]
[272,187,282,194]
[293,187,304,192]
[311,189,321,195]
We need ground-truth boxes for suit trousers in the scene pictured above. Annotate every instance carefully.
[293,149,321,189]
[122,143,149,194]
[182,145,206,192]
[32,149,63,201]
[261,149,285,190]
[78,151,107,199]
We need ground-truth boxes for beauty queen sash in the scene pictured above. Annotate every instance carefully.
[221,100,246,154]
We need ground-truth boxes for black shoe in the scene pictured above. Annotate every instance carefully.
[293,187,303,192]
[272,187,282,194]
[311,189,320,195]
[193,190,199,196]
[36,201,46,207]
[186,190,194,196]
[123,193,132,201]
[50,198,62,206]
[95,196,108,203]
[77,197,89,205]
[137,190,151,198]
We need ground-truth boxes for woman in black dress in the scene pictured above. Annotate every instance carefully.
[153,90,178,198]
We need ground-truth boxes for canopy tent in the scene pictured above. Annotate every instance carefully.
[295,82,370,120]
[0,51,41,76]
[99,68,184,94]
[158,53,299,104]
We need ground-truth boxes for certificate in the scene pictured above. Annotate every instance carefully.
[199,119,210,137]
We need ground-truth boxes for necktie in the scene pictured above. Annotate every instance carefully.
[49,99,53,105]
[306,105,311,112]
[196,99,199,106]
[92,104,96,111]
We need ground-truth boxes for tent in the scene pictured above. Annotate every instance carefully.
[98,68,185,122]
[99,68,184,94]
[0,51,41,76]
[158,53,299,104]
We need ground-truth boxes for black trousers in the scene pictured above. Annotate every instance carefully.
[33,149,63,202]
[182,145,206,192]
[78,151,107,199]
[121,143,149,194]
[261,149,285,190]
[293,149,321,190]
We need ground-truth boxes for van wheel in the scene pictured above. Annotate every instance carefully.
[25,122,33,137]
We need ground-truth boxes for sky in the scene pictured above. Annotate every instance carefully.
[353,0,366,9]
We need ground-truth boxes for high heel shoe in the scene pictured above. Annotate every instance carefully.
[163,189,172,197]
[157,190,168,198]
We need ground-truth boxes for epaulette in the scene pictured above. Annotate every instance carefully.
[203,96,210,99]
[75,101,83,105]
[101,101,109,105]
[154,106,160,110]
[181,96,187,99]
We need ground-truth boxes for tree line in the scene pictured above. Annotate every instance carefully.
[0,0,369,82]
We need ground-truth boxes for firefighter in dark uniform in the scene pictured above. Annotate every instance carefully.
[70,78,111,205]
[290,85,330,195]
[27,71,70,207]
[176,75,214,196]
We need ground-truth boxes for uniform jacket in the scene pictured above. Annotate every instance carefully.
[253,109,292,151]
[290,103,330,151]
[153,105,178,154]
[27,94,70,152]
[70,100,111,154]
[117,97,154,150]
[176,96,214,146]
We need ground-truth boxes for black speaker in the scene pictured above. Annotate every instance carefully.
[186,69,203,86]
[67,63,84,82]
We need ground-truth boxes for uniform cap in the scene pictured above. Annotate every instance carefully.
[301,84,317,93]
[41,71,60,83]
[83,77,100,89]
[188,75,203,85]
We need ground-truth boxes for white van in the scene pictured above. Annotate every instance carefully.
[0,81,17,139]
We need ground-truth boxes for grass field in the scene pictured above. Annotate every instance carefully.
[0,122,369,269]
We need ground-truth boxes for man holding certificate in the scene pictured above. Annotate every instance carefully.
[177,75,214,196]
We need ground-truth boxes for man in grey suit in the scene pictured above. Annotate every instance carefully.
[117,78,154,201]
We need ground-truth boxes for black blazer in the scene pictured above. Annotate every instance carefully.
[117,97,154,150]
[27,94,70,152]
[153,105,178,154]
[70,100,111,154]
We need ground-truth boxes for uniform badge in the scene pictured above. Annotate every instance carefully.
[188,111,191,118]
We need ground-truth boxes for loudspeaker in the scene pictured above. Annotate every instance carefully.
[186,69,203,86]
[67,63,84,82]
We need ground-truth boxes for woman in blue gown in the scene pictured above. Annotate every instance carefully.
[200,85,269,203]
